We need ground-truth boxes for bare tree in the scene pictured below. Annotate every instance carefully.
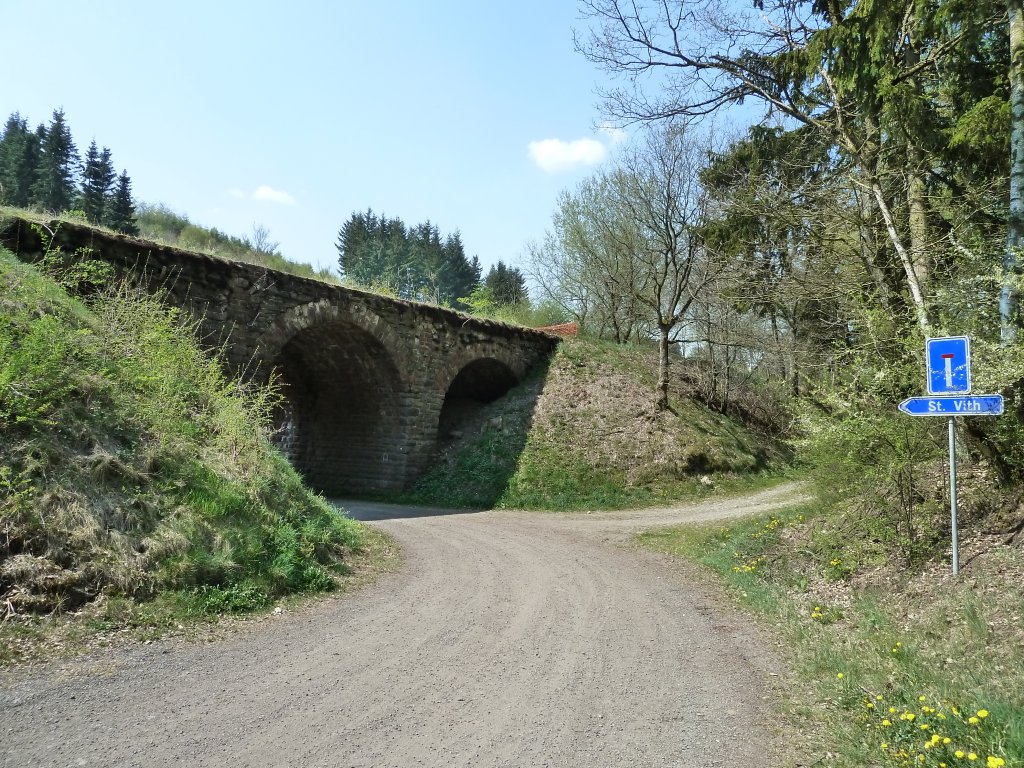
[614,125,723,409]
[530,125,722,408]
[527,179,652,343]
[249,223,280,257]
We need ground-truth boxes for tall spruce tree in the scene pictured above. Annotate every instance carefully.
[106,171,138,235]
[337,210,482,305]
[485,261,528,306]
[0,113,41,207]
[80,140,116,224]
[31,108,78,212]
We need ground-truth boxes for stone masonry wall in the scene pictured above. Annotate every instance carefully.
[1,217,558,493]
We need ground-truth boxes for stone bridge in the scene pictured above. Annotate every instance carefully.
[2,218,558,494]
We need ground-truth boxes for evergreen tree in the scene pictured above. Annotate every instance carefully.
[0,112,41,207]
[337,210,482,304]
[485,261,528,306]
[440,232,482,308]
[31,108,79,212]
[106,171,138,235]
[80,140,116,224]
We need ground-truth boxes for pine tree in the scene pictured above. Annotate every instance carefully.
[80,140,116,224]
[31,109,79,212]
[0,112,41,207]
[337,210,482,304]
[485,261,528,306]
[440,232,482,308]
[106,171,138,235]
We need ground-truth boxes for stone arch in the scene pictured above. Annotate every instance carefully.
[434,351,523,446]
[255,300,408,495]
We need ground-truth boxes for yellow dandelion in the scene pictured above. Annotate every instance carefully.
[837,672,844,679]
[968,754,978,761]
[919,695,927,702]
[969,716,979,725]
[882,720,892,727]
[977,709,989,719]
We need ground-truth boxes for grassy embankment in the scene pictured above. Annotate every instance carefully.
[402,335,793,510]
[0,205,338,283]
[0,248,385,664]
[639,485,1022,767]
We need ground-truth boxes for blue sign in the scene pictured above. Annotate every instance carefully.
[926,336,971,394]
[899,395,1003,416]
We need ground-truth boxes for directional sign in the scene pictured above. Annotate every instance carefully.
[926,336,971,394]
[899,395,1003,416]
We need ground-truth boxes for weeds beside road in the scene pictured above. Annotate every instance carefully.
[640,499,1023,767]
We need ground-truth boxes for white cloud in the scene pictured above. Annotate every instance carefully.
[252,185,296,205]
[528,138,607,174]
[597,122,628,145]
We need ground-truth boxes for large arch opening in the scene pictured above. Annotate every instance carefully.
[271,319,404,495]
[436,358,519,445]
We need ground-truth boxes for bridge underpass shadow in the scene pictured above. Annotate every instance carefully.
[330,498,488,522]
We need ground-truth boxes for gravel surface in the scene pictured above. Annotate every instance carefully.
[0,483,807,767]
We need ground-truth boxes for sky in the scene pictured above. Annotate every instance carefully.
[2,1,634,276]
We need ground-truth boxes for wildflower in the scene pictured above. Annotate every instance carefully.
[956,751,966,759]
[866,702,875,709]
[881,743,888,750]
[882,720,892,727]
[968,754,978,761]
[919,695,927,702]
[889,707,897,714]
[977,709,989,719]
[920,723,930,730]
[968,716,979,725]
[837,672,844,679]
[943,737,951,744]
[987,757,1006,767]
[876,695,884,701]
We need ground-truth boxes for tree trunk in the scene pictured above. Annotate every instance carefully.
[871,181,931,334]
[907,146,930,289]
[657,324,671,411]
[1005,0,1024,343]
[857,118,897,311]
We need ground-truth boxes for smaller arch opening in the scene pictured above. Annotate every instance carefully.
[437,358,519,444]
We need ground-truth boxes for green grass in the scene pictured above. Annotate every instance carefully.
[0,248,366,634]
[639,501,1022,767]
[399,335,789,511]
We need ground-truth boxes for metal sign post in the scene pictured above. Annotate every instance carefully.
[947,417,959,574]
[899,337,1003,576]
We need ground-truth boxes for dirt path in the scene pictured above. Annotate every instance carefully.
[0,483,807,768]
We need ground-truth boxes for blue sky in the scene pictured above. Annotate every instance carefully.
[2,1,630,275]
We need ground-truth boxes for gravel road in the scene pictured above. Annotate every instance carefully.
[0,483,807,768]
